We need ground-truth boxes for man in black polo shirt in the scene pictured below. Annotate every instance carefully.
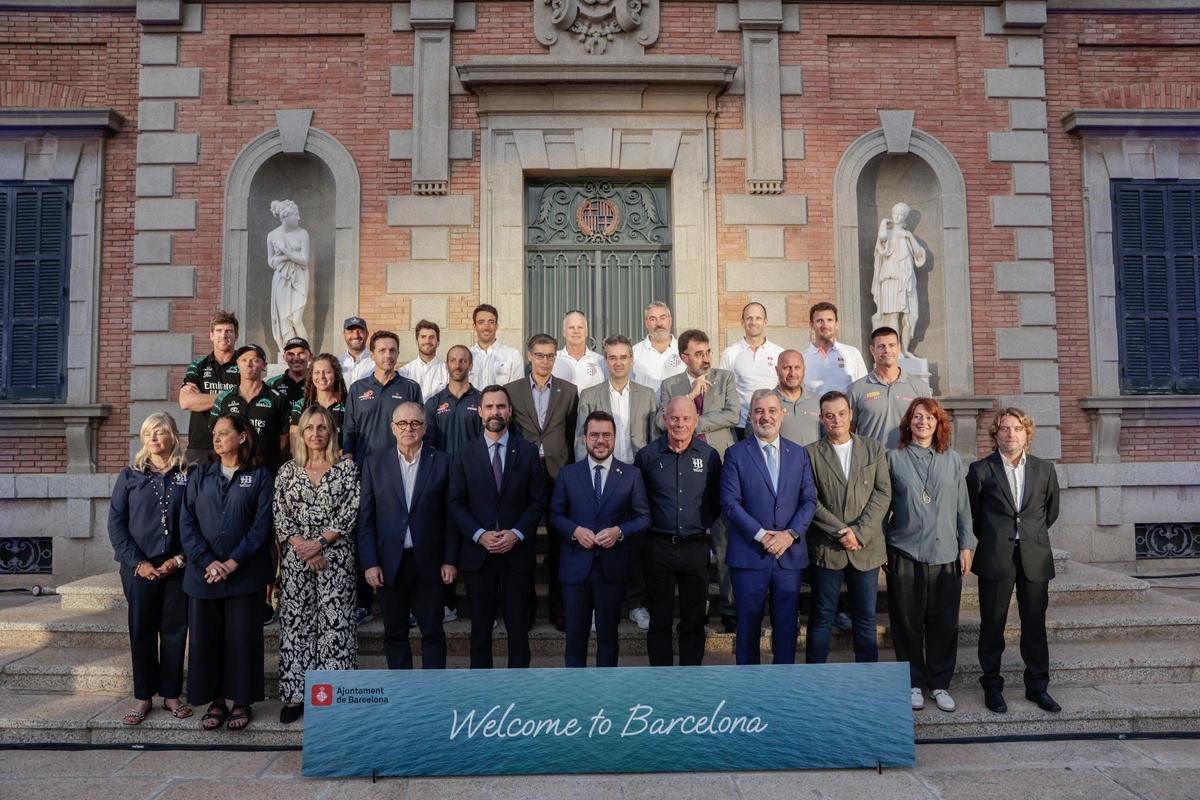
[423,344,482,456]
[266,337,311,407]
[212,344,292,474]
[343,330,423,462]
[178,311,240,463]
[635,395,722,666]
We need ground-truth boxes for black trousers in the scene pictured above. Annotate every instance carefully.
[377,556,447,669]
[563,567,625,668]
[644,533,709,666]
[886,548,962,690]
[623,533,648,611]
[186,592,265,707]
[977,543,1050,693]
[121,560,188,701]
[465,556,533,668]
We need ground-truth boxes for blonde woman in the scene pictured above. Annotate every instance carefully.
[107,412,192,725]
[273,405,360,724]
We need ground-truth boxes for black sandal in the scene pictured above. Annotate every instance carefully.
[227,705,252,731]
[201,702,229,731]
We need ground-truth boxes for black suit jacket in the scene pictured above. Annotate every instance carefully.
[448,434,548,574]
[505,376,578,481]
[357,445,457,584]
[967,452,1060,582]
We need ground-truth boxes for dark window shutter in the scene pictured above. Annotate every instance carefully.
[1113,181,1200,394]
[1,184,70,401]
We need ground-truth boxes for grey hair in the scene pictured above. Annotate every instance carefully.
[644,301,670,313]
[749,388,781,410]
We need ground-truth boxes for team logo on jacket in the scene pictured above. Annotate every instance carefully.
[359,389,375,401]
[692,457,705,472]
[174,473,189,485]
[239,474,254,487]
[436,402,451,414]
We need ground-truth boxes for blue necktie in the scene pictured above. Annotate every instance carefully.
[492,443,503,491]
[765,443,779,493]
[594,464,603,503]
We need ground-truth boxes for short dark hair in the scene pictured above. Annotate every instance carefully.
[210,310,239,334]
[584,410,616,434]
[414,319,441,340]
[526,333,557,351]
[480,384,512,406]
[212,412,258,468]
[678,329,709,354]
[809,301,838,322]
[602,334,633,355]
[472,303,499,323]
[819,390,851,412]
[869,326,900,344]
[369,330,400,352]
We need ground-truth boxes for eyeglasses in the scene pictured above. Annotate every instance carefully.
[391,420,425,430]
[530,353,556,361]
[586,432,615,440]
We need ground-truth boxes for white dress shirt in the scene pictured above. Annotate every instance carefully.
[339,350,376,387]
[802,340,867,395]
[588,454,614,495]
[469,341,522,388]
[631,336,686,397]
[400,356,449,401]
[396,447,421,549]
[1002,452,1028,538]
[607,381,634,463]
[719,338,785,426]
[552,347,607,392]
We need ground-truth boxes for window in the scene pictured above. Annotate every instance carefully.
[0,184,70,402]
[1112,180,1200,394]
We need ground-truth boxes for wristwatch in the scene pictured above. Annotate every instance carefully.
[318,536,330,550]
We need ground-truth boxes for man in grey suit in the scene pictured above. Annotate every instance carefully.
[656,328,740,631]
[576,334,658,629]
[804,390,891,664]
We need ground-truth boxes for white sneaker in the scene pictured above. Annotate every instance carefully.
[931,689,956,713]
[629,607,651,630]
[443,606,458,623]
[911,687,925,710]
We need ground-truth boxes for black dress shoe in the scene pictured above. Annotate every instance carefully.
[721,615,737,634]
[279,703,304,724]
[984,690,1008,713]
[1025,689,1061,713]
[551,615,566,633]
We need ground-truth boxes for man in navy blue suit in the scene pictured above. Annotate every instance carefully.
[358,402,458,669]
[720,389,818,664]
[550,411,651,667]
[448,385,548,668]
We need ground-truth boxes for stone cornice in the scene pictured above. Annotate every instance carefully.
[1063,109,1200,134]
[457,57,737,89]
[0,108,125,134]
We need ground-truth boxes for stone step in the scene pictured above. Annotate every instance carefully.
[5,637,1199,697]
[2,681,1198,748]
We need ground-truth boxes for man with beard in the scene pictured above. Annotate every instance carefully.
[267,337,311,408]
[631,301,686,397]
[400,320,450,400]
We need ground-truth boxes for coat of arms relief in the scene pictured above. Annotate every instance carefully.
[535,0,661,56]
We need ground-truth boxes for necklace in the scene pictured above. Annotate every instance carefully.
[148,464,173,537]
[907,445,936,504]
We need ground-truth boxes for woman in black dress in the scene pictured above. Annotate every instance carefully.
[108,412,192,725]
[180,413,274,731]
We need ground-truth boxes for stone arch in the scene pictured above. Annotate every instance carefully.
[221,126,360,354]
[833,126,974,396]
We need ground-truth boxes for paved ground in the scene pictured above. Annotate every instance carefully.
[1,739,1198,799]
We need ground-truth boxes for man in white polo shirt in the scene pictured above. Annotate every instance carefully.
[631,300,686,398]
[400,319,449,400]
[468,303,523,388]
[552,310,607,392]
[802,301,868,395]
[719,301,784,438]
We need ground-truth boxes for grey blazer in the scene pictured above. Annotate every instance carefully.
[574,380,657,461]
[655,368,740,457]
[804,435,891,571]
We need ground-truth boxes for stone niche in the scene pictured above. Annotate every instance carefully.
[855,153,947,393]
[245,153,336,359]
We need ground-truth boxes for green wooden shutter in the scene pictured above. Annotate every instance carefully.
[1,184,71,401]
[1112,181,1200,394]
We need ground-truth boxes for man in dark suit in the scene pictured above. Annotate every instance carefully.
[550,411,651,667]
[720,390,817,665]
[967,407,1062,714]
[804,390,891,664]
[358,402,458,669]
[448,385,548,668]
[506,333,578,630]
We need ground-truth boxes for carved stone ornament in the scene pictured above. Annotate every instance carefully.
[535,0,660,56]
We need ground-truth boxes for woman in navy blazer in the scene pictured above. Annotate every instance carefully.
[107,412,193,726]
[180,413,274,731]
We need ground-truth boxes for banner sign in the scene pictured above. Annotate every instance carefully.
[302,663,914,777]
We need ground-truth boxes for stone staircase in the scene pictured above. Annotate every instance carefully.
[1,553,1199,746]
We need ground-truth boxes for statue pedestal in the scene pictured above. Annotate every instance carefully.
[899,355,930,385]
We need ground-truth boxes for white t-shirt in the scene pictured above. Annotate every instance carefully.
[831,438,854,480]
[400,356,449,401]
[719,338,785,426]
[631,336,686,397]
[469,341,523,388]
[802,340,867,395]
[552,347,607,392]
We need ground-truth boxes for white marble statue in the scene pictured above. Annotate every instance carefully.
[871,201,926,357]
[267,199,310,358]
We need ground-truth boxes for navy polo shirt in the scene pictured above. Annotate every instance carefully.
[423,385,483,456]
[342,372,423,461]
[635,435,722,537]
[180,353,239,452]
[212,384,292,473]
[107,465,191,569]
[179,462,274,600]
